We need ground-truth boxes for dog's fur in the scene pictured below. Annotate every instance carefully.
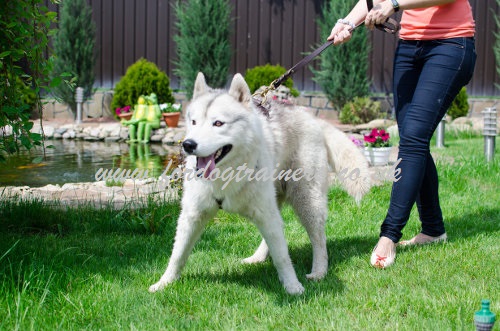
[149,73,371,294]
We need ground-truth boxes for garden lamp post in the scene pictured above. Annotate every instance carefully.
[482,107,497,162]
[436,118,446,148]
[75,87,84,124]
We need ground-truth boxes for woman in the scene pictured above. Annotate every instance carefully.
[328,0,476,268]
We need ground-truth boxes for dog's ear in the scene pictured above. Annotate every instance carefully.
[193,72,208,99]
[228,73,251,106]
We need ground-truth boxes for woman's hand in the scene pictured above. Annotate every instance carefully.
[327,22,354,45]
[365,0,395,30]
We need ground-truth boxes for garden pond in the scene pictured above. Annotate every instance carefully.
[0,140,180,187]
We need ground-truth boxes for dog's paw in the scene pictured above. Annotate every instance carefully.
[306,270,327,281]
[284,282,305,295]
[148,281,167,293]
[241,256,267,264]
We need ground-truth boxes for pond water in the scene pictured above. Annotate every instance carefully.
[0,140,180,187]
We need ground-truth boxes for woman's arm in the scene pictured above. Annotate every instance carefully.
[328,0,456,44]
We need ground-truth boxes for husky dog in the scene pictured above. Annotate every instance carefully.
[149,73,371,294]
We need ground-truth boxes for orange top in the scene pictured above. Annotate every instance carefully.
[399,0,475,40]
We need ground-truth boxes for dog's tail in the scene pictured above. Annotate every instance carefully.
[320,121,371,204]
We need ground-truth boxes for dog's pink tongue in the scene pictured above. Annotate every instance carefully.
[197,155,215,178]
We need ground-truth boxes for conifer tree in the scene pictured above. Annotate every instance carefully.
[313,0,370,110]
[51,0,96,112]
[174,0,232,99]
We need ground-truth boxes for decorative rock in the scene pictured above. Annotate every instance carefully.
[355,119,396,132]
[0,125,13,136]
[120,128,129,140]
[43,126,55,138]
[150,134,164,142]
[105,136,121,142]
[55,127,68,135]
[90,128,101,138]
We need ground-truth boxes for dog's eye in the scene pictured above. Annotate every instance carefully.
[191,120,196,125]
[213,120,224,127]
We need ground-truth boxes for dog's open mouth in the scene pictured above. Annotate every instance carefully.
[196,145,232,178]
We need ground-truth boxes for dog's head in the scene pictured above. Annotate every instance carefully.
[182,73,260,177]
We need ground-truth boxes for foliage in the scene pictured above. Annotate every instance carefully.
[51,0,96,112]
[160,103,182,113]
[174,0,232,99]
[313,0,370,110]
[363,128,392,147]
[111,58,175,113]
[493,0,500,90]
[0,0,60,161]
[244,64,300,97]
[447,87,469,120]
[339,96,381,124]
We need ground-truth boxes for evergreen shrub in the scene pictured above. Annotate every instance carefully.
[174,0,232,99]
[51,0,96,112]
[313,0,370,110]
[339,97,381,124]
[111,59,175,112]
[448,87,469,120]
[244,64,299,97]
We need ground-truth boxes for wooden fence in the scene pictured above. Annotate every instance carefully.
[45,0,500,96]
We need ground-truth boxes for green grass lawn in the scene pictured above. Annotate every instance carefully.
[0,135,498,330]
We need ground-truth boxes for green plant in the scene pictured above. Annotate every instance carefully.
[160,103,182,113]
[0,0,61,161]
[111,58,175,113]
[313,0,370,111]
[244,64,299,97]
[339,97,381,124]
[51,0,96,112]
[447,87,469,120]
[174,0,232,99]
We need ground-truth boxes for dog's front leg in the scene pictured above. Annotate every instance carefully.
[149,207,216,293]
[253,211,305,295]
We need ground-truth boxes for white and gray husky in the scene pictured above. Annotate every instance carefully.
[149,73,371,294]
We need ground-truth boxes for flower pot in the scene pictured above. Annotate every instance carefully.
[118,113,133,121]
[363,146,392,166]
[162,112,181,127]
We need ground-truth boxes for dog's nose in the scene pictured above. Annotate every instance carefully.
[182,139,198,154]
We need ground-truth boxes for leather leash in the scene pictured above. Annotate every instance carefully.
[252,2,400,116]
[366,0,400,34]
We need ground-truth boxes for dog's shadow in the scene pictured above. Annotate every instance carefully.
[187,235,376,303]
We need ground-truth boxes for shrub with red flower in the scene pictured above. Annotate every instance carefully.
[363,128,392,148]
[115,105,132,116]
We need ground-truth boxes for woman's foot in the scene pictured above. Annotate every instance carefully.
[399,233,447,246]
[370,236,396,269]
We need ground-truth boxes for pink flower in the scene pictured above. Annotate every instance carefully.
[363,128,392,148]
[350,135,364,147]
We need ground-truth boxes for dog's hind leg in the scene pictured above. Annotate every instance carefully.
[241,239,269,264]
[149,207,216,293]
[289,183,329,281]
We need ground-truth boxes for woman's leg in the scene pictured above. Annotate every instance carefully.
[381,37,476,243]
[372,38,476,266]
